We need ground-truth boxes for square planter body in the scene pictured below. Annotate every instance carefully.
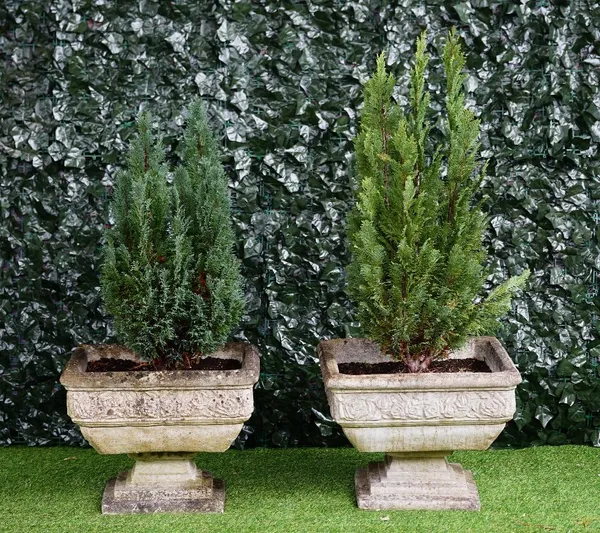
[60,342,259,513]
[61,342,259,455]
[318,336,521,510]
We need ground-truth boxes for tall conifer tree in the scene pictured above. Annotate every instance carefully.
[101,101,244,368]
[347,29,529,372]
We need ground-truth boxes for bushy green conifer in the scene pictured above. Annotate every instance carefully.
[347,29,529,372]
[101,100,244,368]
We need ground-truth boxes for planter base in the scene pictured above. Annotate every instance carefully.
[101,452,225,514]
[355,452,480,511]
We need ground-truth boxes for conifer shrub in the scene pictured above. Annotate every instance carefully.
[100,100,244,368]
[347,29,529,372]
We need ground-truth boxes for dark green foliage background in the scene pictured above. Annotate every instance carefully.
[1,0,599,448]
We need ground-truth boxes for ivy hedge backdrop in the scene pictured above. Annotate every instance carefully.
[1,0,600,448]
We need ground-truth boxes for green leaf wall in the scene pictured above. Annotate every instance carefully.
[1,0,599,447]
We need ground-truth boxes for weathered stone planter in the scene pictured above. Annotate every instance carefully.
[60,342,259,514]
[318,336,521,511]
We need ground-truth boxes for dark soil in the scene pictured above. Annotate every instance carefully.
[338,358,491,375]
[86,357,242,372]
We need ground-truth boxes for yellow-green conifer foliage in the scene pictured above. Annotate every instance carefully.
[347,30,529,372]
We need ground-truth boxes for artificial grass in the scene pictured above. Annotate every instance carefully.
[0,446,599,532]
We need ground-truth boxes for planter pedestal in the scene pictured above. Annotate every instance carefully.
[60,343,260,515]
[355,452,479,511]
[102,452,224,514]
[319,337,522,511]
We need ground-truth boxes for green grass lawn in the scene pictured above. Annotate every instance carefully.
[0,445,599,532]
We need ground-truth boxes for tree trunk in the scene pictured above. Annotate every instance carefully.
[406,353,433,373]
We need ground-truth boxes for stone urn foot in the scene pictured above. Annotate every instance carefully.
[102,452,225,514]
[355,452,479,511]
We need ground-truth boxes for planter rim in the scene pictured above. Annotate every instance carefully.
[60,342,259,391]
[319,336,521,391]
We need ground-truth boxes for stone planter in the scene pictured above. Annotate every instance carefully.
[60,342,259,514]
[318,336,521,511]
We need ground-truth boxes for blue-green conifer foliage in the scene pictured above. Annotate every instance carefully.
[101,100,244,367]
